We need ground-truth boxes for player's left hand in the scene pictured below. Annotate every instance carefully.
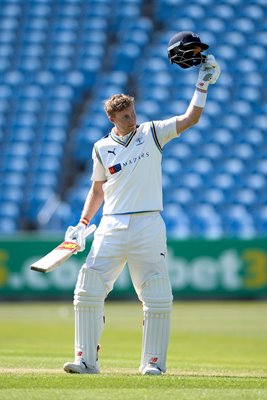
[65,223,86,252]
[196,54,220,90]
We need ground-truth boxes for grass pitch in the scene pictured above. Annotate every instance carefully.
[0,301,266,399]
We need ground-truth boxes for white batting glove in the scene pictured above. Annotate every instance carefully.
[196,55,220,91]
[65,223,86,252]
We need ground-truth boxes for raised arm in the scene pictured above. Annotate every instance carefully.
[176,55,220,135]
[175,99,204,135]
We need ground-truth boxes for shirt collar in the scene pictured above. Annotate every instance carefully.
[110,127,137,147]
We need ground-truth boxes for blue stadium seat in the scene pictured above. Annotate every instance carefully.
[0,201,20,219]
[200,188,225,206]
[29,172,58,191]
[0,186,24,203]
[0,217,18,233]
[222,205,256,238]
[1,171,26,189]
[2,155,29,173]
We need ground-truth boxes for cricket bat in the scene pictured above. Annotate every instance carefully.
[30,224,96,273]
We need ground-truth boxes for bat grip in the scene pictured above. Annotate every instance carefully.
[84,224,97,238]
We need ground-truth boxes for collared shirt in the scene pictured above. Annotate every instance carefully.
[91,117,178,215]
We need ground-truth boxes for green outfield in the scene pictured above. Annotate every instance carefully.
[0,301,266,399]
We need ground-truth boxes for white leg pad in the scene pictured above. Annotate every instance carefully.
[73,266,107,369]
[139,275,173,373]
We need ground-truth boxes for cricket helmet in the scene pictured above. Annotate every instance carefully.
[168,31,209,69]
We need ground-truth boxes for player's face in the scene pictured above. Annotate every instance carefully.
[110,104,137,136]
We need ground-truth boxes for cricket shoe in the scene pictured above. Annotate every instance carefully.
[63,359,99,374]
[141,362,162,376]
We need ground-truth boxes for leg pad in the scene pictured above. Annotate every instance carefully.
[139,275,173,373]
[73,267,106,368]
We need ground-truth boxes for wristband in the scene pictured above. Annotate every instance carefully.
[79,216,89,226]
[191,89,207,108]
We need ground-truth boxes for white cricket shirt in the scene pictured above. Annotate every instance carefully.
[91,117,178,215]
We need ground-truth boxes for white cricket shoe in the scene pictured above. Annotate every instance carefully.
[141,363,162,376]
[63,359,99,374]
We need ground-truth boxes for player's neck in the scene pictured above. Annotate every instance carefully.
[114,127,132,138]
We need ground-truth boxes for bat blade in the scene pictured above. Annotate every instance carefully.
[30,224,96,273]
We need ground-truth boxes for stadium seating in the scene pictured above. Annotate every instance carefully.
[0,0,266,238]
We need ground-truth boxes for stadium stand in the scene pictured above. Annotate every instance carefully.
[0,0,266,238]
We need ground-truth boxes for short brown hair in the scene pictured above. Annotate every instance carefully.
[104,93,134,118]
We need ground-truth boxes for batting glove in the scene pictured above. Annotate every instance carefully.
[196,55,220,91]
[65,223,86,252]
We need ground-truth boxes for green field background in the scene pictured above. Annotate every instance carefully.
[1,235,267,398]
[0,302,266,399]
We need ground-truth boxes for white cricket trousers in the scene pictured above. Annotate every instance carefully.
[77,211,173,372]
[85,212,170,297]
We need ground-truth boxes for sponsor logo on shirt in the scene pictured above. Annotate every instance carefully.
[123,152,150,167]
[109,163,122,174]
[108,152,150,174]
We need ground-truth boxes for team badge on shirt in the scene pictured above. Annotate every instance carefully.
[109,163,122,174]
[135,137,144,146]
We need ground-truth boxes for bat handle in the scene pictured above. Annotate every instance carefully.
[84,224,97,238]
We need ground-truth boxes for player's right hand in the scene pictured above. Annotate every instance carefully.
[65,223,86,252]
[196,54,220,90]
